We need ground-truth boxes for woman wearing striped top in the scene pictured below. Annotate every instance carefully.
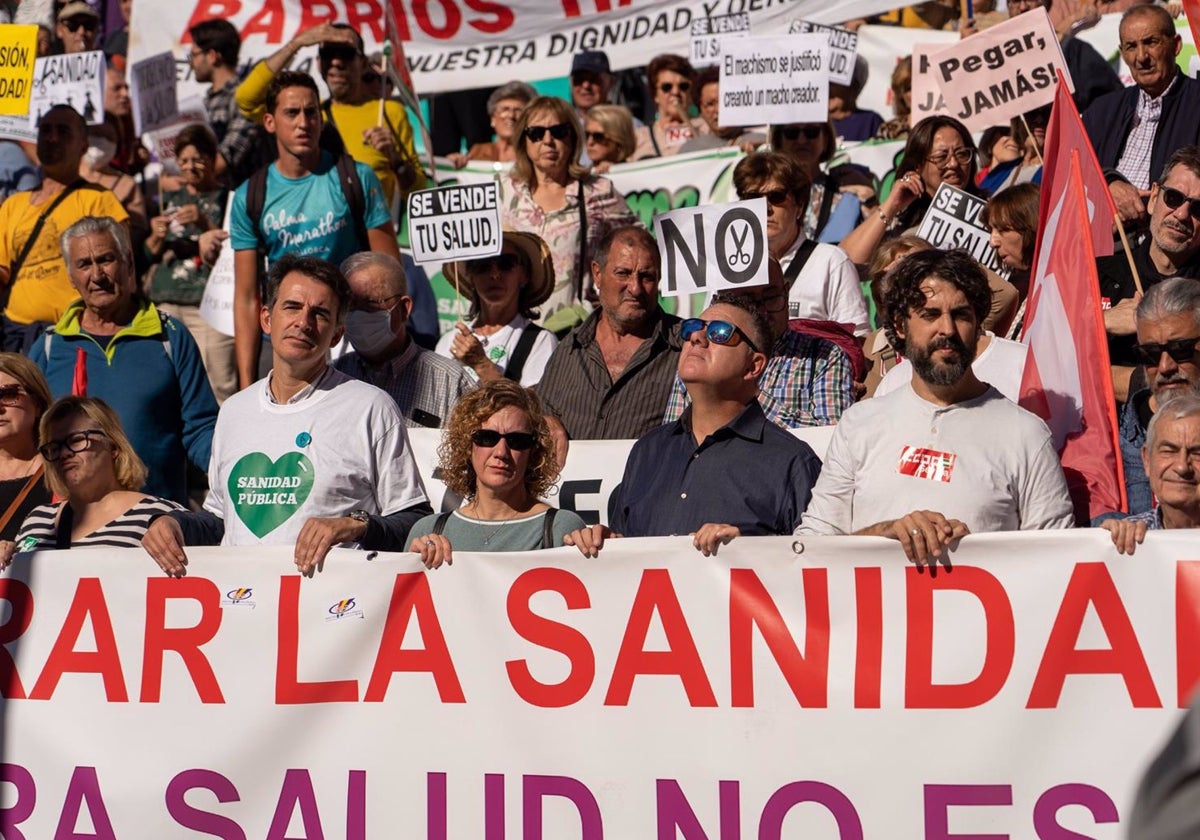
[0,396,182,562]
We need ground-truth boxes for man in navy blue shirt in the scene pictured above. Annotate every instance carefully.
[564,296,821,557]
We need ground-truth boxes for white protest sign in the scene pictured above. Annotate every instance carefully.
[142,95,208,172]
[719,34,829,127]
[915,183,1010,277]
[199,196,237,337]
[789,20,858,86]
[128,51,179,136]
[930,8,1071,132]
[27,50,105,127]
[653,199,769,298]
[407,181,501,266]
[0,114,36,142]
[690,13,750,69]
[911,43,956,125]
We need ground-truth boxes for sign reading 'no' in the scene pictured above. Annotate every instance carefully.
[653,199,770,298]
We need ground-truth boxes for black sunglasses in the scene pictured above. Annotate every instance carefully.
[1158,185,1200,221]
[780,126,823,141]
[523,123,572,143]
[470,429,537,451]
[585,131,610,145]
[659,81,691,94]
[0,385,24,407]
[63,16,96,32]
[741,189,791,207]
[318,44,360,63]
[466,252,522,275]
[1134,336,1200,366]
[681,318,760,353]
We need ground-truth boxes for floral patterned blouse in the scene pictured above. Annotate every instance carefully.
[499,172,638,318]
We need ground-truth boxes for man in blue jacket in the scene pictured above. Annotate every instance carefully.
[31,215,217,505]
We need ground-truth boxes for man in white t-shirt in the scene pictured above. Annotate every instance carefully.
[142,254,432,575]
[796,250,1074,566]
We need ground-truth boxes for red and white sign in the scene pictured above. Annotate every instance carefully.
[897,445,957,482]
[0,534,1191,836]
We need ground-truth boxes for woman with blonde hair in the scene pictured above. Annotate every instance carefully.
[0,354,52,540]
[1,396,182,558]
[500,95,637,328]
[584,104,636,173]
[408,380,586,568]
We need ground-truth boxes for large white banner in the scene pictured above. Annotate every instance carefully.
[128,0,913,97]
[0,533,1191,836]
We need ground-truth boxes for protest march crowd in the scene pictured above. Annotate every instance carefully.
[0,0,1199,826]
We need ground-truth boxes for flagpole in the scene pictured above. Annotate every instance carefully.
[1019,113,1044,167]
[1113,215,1144,296]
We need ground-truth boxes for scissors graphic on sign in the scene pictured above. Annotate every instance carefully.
[728,223,752,266]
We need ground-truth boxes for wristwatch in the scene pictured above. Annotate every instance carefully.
[348,510,370,524]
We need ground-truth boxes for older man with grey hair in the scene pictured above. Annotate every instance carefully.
[334,252,472,429]
[1102,394,1200,554]
[30,215,218,506]
[1104,277,1200,520]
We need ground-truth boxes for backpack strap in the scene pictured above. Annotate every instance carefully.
[541,507,557,549]
[335,152,369,251]
[430,511,452,536]
[319,100,347,156]
[503,324,543,384]
[815,175,838,236]
[575,179,588,304]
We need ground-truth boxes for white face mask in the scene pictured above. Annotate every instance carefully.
[83,136,117,169]
[344,305,398,357]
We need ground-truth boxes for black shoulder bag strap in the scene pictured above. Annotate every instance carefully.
[540,508,557,549]
[783,239,819,289]
[11,180,85,283]
[504,324,544,384]
[54,502,73,550]
[430,511,452,535]
[575,179,588,304]
[649,124,663,158]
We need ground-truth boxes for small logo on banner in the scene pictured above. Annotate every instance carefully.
[326,597,364,622]
[221,587,257,609]
[897,446,957,483]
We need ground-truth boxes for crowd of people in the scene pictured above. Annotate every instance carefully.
[0,0,1195,580]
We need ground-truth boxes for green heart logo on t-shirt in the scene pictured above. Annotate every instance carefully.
[228,452,315,538]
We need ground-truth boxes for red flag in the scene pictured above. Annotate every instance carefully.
[71,347,87,397]
[1184,0,1200,65]
[1019,150,1125,522]
[1041,70,1116,257]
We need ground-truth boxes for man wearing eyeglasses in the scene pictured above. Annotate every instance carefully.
[234,21,424,207]
[56,2,98,55]
[1082,5,1200,226]
[1097,278,1200,520]
[564,296,821,558]
[1098,147,1200,402]
[333,252,471,429]
[141,253,432,577]
[795,250,1073,566]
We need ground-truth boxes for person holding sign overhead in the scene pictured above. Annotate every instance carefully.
[499,95,637,331]
[630,54,709,161]
[439,231,559,388]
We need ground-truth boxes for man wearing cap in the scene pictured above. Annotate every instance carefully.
[570,51,614,123]
[57,2,99,54]
[235,21,424,207]
[334,251,472,429]
[438,230,559,387]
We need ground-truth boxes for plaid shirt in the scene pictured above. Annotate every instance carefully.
[1123,506,1164,529]
[1117,75,1178,190]
[663,330,854,428]
[334,340,473,429]
[205,79,262,188]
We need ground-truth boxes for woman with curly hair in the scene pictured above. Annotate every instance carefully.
[407,380,586,567]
